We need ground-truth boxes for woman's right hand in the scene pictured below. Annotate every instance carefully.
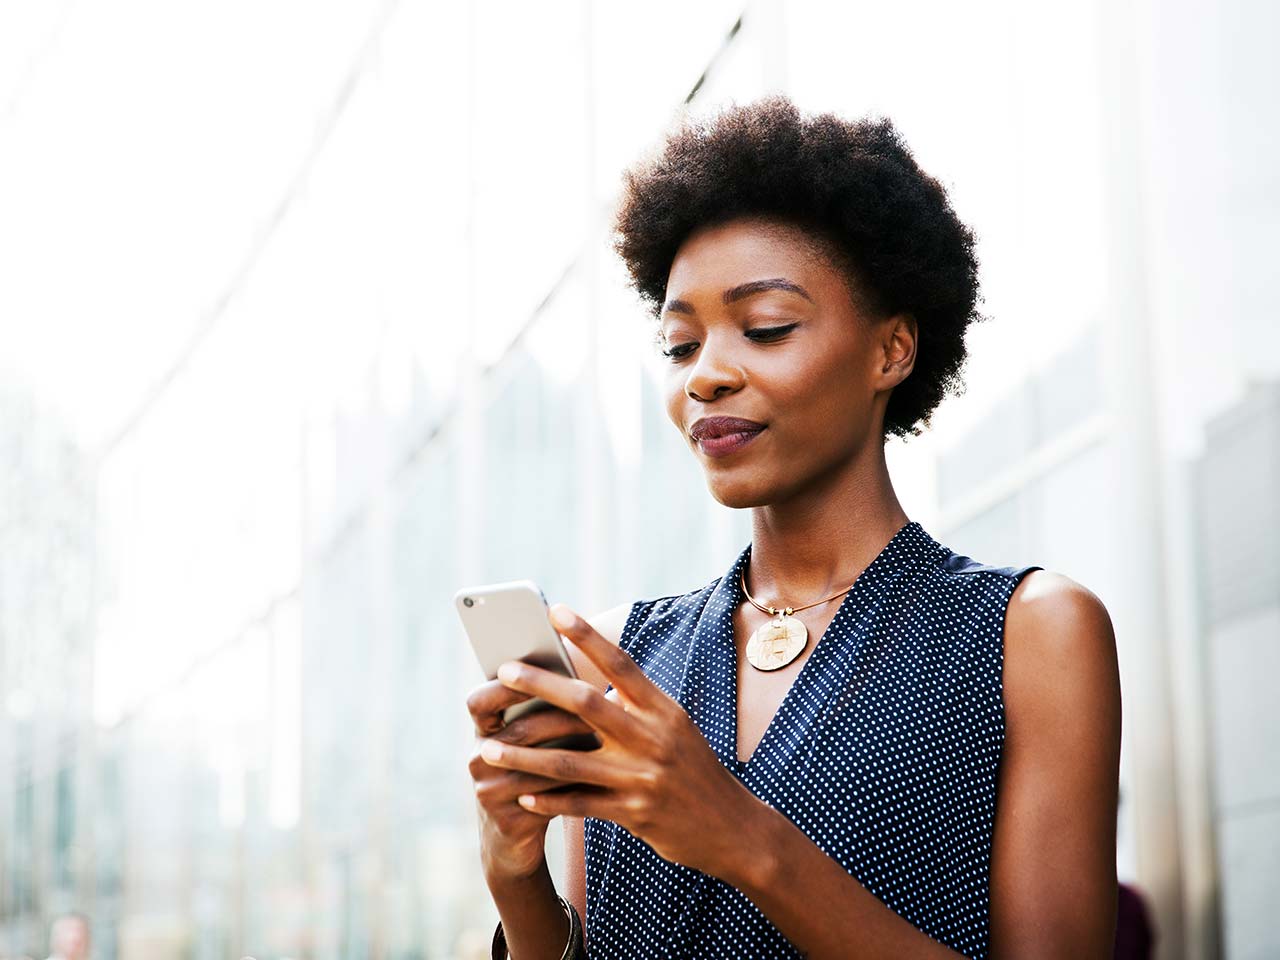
[466,678,599,882]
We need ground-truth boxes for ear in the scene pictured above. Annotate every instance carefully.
[878,313,917,385]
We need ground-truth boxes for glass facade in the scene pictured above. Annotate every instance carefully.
[3,0,1279,957]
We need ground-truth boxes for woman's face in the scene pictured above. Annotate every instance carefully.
[660,215,914,508]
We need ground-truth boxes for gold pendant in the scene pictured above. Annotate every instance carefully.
[746,614,808,671]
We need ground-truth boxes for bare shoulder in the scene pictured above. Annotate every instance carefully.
[564,601,633,692]
[1004,570,1118,685]
[998,568,1121,793]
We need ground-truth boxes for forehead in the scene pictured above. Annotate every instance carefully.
[665,216,843,299]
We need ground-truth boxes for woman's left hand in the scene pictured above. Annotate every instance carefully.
[477,602,760,878]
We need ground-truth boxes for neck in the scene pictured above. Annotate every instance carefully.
[746,441,909,605]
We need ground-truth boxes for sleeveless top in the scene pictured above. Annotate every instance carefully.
[582,519,1042,959]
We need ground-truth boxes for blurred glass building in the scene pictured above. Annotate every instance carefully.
[1,0,1277,957]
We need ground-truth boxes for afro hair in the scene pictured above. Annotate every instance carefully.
[612,94,985,442]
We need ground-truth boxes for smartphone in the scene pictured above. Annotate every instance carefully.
[454,579,600,751]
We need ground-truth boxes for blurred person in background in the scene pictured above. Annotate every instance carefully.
[467,95,1122,959]
[43,913,89,960]
[1114,881,1155,959]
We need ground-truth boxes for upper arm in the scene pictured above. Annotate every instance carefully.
[561,600,635,929]
[989,571,1122,959]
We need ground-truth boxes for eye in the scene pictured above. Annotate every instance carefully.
[661,342,696,360]
[746,323,800,341]
[660,323,800,361]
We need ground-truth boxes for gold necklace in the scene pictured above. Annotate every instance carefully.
[739,565,856,671]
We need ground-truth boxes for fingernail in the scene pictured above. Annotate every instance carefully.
[481,740,503,763]
[518,794,536,807]
[549,605,576,630]
[497,662,521,684]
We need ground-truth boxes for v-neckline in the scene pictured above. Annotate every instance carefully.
[715,520,922,773]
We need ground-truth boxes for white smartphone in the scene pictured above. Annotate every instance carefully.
[454,579,600,750]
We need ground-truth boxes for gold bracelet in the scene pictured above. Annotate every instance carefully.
[490,894,584,960]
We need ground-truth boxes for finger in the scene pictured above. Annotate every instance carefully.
[470,737,584,787]
[467,678,534,735]
[548,603,659,711]
[479,739,617,788]
[495,708,598,748]
[495,662,631,742]
[515,785,625,821]
[476,769,575,803]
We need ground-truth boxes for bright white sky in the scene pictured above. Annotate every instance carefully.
[1,0,378,448]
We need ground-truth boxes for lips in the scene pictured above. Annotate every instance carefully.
[689,416,767,441]
[695,429,765,458]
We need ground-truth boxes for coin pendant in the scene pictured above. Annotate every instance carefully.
[746,615,809,671]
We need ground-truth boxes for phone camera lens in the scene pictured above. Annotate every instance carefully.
[462,597,475,608]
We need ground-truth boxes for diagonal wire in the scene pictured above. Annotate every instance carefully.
[0,0,81,125]
[97,0,405,460]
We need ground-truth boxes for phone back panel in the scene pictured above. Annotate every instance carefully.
[454,579,575,680]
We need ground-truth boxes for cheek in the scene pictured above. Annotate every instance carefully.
[768,346,842,402]
[770,352,869,437]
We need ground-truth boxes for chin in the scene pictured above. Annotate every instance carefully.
[702,472,777,509]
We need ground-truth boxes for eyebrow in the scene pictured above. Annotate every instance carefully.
[662,277,814,315]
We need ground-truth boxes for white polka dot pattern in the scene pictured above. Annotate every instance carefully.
[583,520,1042,959]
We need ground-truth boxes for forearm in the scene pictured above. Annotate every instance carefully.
[718,796,961,960]
[486,860,572,960]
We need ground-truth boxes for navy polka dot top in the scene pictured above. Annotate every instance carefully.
[583,520,1042,959]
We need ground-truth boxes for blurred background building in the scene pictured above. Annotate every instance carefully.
[1,0,1277,957]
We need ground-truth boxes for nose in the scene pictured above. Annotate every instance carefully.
[684,332,745,402]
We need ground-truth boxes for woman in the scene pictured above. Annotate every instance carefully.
[466,95,1121,959]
